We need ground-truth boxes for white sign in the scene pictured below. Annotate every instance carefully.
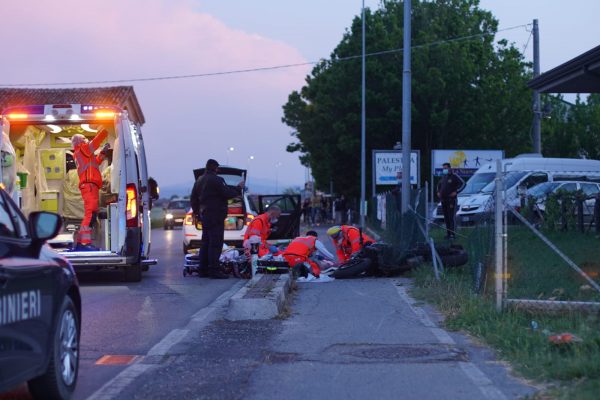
[431,149,504,177]
[374,151,419,185]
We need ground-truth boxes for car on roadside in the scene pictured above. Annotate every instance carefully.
[0,187,81,399]
[182,167,302,254]
[163,198,191,230]
[510,180,600,216]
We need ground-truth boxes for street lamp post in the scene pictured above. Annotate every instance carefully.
[360,0,367,228]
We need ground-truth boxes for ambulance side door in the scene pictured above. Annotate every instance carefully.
[0,190,55,386]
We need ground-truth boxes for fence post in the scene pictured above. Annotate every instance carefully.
[495,160,504,312]
[425,181,430,239]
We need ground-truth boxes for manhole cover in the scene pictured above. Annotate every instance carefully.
[328,343,467,363]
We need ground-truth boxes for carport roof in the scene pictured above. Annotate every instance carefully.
[0,86,145,125]
[528,44,600,93]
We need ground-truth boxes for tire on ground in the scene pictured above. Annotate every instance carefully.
[28,296,80,400]
[439,249,468,268]
[332,258,372,279]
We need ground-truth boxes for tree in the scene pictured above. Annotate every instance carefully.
[283,0,533,198]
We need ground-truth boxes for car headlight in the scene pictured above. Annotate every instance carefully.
[165,213,174,219]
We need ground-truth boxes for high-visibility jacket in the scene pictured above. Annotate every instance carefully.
[244,213,271,243]
[74,129,108,188]
[283,236,317,259]
[333,225,374,262]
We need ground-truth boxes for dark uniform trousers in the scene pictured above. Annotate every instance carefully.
[199,212,225,270]
[441,197,458,237]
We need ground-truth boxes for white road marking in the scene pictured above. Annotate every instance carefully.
[86,281,246,400]
[394,282,508,400]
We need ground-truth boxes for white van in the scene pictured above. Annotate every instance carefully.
[455,157,600,223]
[0,98,158,281]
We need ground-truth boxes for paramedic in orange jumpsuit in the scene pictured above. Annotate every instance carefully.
[282,230,334,278]
[71,130,110,250]
[243,205,281,257]
[326,225,375,263]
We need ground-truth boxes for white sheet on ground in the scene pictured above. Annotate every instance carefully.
[297,274,335,283]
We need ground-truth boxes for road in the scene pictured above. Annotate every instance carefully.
[1,228,239,400]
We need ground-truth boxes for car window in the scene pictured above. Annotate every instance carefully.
[559,183,577,192]
[581,183,600,196]
[528,182,560,197]
[168,200,190,209]
[0,192,18,238]
[521,173,548,189]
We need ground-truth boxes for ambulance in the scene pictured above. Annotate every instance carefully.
[0,92,158,282]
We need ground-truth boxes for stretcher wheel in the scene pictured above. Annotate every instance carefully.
[183,268,188,277]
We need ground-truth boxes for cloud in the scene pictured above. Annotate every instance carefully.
[0,0,310,188]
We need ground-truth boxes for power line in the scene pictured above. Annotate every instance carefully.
[0,24,530,87]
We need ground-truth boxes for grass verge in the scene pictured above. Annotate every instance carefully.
[411,266,600,400]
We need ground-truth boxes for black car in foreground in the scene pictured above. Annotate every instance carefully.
[0,188,81,399]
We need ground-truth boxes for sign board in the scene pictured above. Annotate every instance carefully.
[373,150,419,185]
[431,149,504,177]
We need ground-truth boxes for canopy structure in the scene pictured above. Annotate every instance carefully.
[528,45,600,93]
[0,86,145,125]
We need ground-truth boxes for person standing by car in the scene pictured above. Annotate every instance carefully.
[243,205,281,256]
[191,159,244,279]
[437,163,465,239]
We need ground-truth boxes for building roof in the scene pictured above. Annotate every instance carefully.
[0,86,145,125]
[528,44,600,93]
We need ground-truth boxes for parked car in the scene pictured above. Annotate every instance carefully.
[182,167,302,254]
[0,187,81,399]
[454,157,600,224]
[512,180,600,216]
[163,198,190,230]
[0,95,159,282]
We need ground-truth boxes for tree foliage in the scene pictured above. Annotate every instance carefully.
[283,0,534,198]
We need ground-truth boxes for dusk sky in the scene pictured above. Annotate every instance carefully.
[1,0,599,192]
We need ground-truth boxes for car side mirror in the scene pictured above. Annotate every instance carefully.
[148,177,160,201]
[29,212,62,241]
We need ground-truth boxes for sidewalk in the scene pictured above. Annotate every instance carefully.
[243,278,535,400]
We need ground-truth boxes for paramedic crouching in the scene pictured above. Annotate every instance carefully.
[191,159,244,279]
[436,163,465,239]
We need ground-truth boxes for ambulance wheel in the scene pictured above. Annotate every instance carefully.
[332,258,372,279]
[124,264,142,282]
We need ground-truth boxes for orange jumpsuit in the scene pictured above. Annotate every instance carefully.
[73,129,108,245]
[282,236,321,277]
[243,213,272,256]
[332,225,374,262]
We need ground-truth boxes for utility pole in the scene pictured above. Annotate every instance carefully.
[401,0,412,213]
[532,19,541,154]
[360,0,367,228]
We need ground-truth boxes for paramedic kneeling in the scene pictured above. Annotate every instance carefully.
[326,225,374,263]
[72,131,110,250]
[243,205,281,256]
[282,230,335,279]
[191,159,244,279]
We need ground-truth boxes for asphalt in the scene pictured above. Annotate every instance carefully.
[106,225,537,400]
[0,228,240,400]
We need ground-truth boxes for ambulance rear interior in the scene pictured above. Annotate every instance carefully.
[0,104,154,276]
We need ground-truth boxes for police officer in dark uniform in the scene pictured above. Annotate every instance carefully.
[191,159,244,279]
[437,163,465,239]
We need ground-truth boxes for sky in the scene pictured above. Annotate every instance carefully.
[0,0,599,193]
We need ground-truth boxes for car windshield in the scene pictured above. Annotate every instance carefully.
[482,171,528,193]
[168,200,190,209]
[460,173,495,195]
[528,182,560,198]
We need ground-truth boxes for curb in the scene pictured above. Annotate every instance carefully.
[226,273,293,320]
